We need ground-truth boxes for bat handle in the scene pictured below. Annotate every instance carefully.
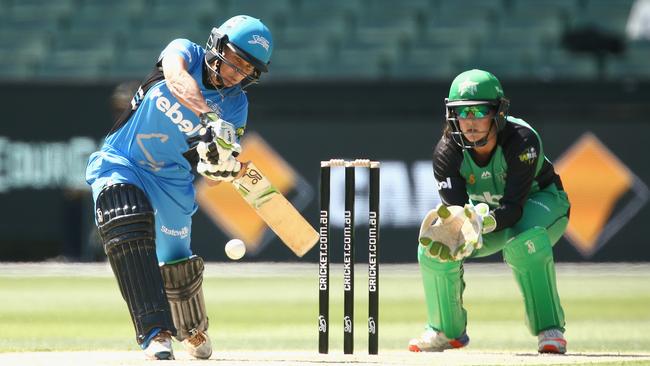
[234,161,250,180]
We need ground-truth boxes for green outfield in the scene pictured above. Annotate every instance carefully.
[0,263,649,362]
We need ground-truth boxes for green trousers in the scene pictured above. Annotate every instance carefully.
[418,184,570,338]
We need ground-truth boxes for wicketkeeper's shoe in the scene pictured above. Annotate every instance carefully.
[143,330,174,360]
[538,328,567,354]
[182,330,212,359]
[408,329,469,352]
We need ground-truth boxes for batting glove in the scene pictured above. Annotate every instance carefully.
[197,155,242,183]
[197,112,242,165]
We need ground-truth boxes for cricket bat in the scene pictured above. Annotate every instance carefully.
[230,161,319,257]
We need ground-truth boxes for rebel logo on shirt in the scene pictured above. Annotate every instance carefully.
[150,87,203,136]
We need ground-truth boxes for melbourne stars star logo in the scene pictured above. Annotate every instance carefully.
[458,78,479,96]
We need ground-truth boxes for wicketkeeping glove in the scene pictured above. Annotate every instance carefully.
[418,203,487,262]
[466,202,497,234]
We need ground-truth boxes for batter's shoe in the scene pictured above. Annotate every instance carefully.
[143,330,174,360]
[183,330,212,359]
[408,329,469,352]
[538,328,567,354]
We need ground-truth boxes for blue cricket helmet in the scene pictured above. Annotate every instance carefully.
[205,15,273,87]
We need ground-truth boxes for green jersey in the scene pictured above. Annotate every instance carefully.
[433,116,563,232]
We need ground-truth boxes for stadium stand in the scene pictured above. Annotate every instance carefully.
[0,0,646,81]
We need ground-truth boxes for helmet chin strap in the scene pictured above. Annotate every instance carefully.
[470,119,496,148]
[454,118,496,149]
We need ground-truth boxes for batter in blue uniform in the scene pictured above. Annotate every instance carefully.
[86,15,273,360]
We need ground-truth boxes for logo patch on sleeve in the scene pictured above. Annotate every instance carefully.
[518,146,538,165]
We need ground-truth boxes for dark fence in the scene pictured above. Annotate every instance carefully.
[0,80,648,262]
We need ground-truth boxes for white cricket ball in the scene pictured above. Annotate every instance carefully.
[225,239,246,260]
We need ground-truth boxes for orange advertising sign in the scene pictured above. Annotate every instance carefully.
[555,133,641,257]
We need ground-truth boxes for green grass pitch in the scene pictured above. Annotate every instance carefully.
[0,263,648,355]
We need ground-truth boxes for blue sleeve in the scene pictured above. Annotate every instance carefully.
[159,39,202,70]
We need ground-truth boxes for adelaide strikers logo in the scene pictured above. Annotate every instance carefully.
[248,35,270,51]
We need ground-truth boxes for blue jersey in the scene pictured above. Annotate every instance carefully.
[86,39,250,263]
[87,38,248,183]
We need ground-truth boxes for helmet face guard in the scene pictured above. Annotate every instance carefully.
[205,29,263,89]
[445,97,510,149]
[444,69,510,148]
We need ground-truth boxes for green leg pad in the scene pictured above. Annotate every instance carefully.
[503,227,565,335]
[417,245,466,339]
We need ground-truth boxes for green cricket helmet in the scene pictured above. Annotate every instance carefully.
[444,69,510,148]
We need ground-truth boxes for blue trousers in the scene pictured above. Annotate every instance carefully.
[89,166,197,263]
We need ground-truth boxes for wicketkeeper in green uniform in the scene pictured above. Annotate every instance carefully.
[409,69,570,354]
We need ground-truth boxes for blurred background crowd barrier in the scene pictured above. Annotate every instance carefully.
[0,0,648,262]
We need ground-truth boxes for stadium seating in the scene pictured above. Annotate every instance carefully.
[0,0,647,81]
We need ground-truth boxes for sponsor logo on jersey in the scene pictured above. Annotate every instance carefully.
[248,34,270,51]
[519,146,538,165]
[150,87,203,136]
[481,171,492,179]
[469,192,503,205]
[437,177,452,190]
[205,99,222,115]
[160,225,190,239]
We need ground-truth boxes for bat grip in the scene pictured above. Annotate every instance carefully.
[234,161,250,180]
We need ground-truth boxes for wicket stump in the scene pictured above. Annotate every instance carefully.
[319,159,380,355]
